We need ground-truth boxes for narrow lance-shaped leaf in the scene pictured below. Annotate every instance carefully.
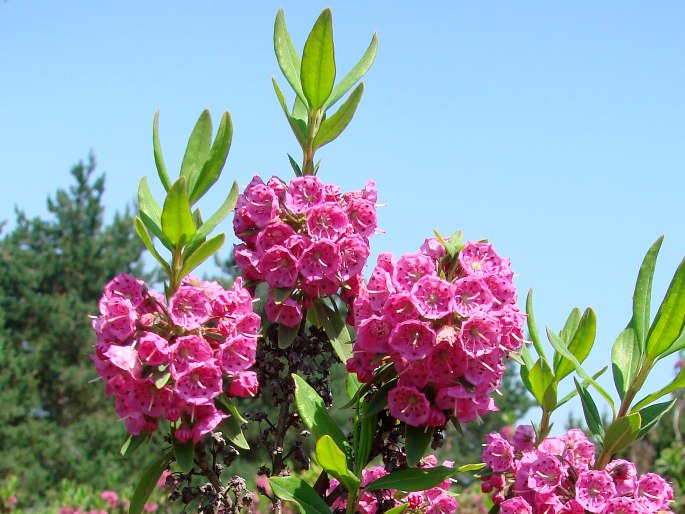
[316,435,359,492]
[180,234,225,278]
[323,33,378,110]
[528,357,557,411]
[574,378,605,442]
[153,111,172,191]
[120,433,150,457]
[611,325,640,400]
[555,308,596,381]
[129,452,173,514]
[526,290,546,358]
[301,8,336,111]
[405,425,434,467]
[355,411,377,476]
[559,308,582,344]
[646,256,685,359]
[364,466,456,492]
[161,177,196,247]
[180,110,213,195]
[632,362,685,412]
[189,181,239,245]
[134,217,171,274]
[547,328,616,414]
[273,9,307,106]
[270,476,333,514]
[278,323,299,349]
[172,436,195,473]
[636,400,676,440]
[634,236,664,351]
[189,111,233,205]
[273,78,307,149]
[292,374,349,456]
[602,413,641,457]
[314,83,364,150]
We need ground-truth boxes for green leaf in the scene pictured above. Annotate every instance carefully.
[554,308,596,381]
[138,176,163,230]
[278,323,299,349]
[632,363,685,411]
[602,413,641,457]
[528,357,557,411]
[634,236,664,351]
[345,373,362,401]
[574,378,605,441]
[155,371,171,389]
[316,435,360,492]
[220,412,250,450]
[560,308,582,344]
[555,366,608,410]
[636,399,676,440]
[152,111,172,191]
[301,9,336,111]
[519,344,535,396]
[355,411,376,476]
[323,33,378,111]
[646,256,685,359]
[134,217,171,274]
[189,181,239,245]
[273,287,293,305]
[172,436,195,473]
[446,230,465,254]
[455,463,487,473]
[129,452,173,514]
[526,290,546,358]
[312,300,353,362]
[189,111,233,205]
[270,476,333,514]
[288,154,303,177]
[364,466,455,492]
[161,177,196,247]
[180,234,225,278]
[611,326,640,400]
[546,328,615,413]
[293,374,349,455]
[273,9,306,105]
[405,425,434,467]
[363,380,396,418]
[180,110,212,195]
[273,78,307,148]
[314,83,364,150]
[120,433,150,457]
[660,328,685,359]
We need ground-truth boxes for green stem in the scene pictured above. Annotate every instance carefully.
[169,249,184,298]
[302,110,322,175]
[617,358,654,418]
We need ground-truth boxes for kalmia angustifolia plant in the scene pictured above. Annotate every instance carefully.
[88,7,684,514]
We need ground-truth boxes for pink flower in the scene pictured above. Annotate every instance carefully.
[635,472,671,512]
[258,246,298,288]
[168,285,211,330]
[228,371,259,397]
[264,296,302,328]
[483,433,515,472]
[388,385,430,426]
[285,176,324,213]
[218,335,257,373]
[306,202,348,239]
[575,470,616,513]
[527,455,564,494]
[410,275,454,320]
[170,335,214,376]
[137,332,169,366]
[101,491,118,509]
[174,364,223,405]
[394,253,436,291]
[499,497,532,514]
[512,425,536,452]
[298,239,341,279]
[388,320,436,361]
[97,296,137,343]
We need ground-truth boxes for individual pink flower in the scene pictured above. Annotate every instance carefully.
[388,385,430,426]
[411,275,454,320]
[575,470,616,513]
[483,433,515,472]
[174,364,223,405]
[218,335,257,373]
[345,197,377,237]
[512,425,536,452]
[255,220,296,253]
[101,491,118,509]
[388,319,436,361]
[395,252,436,290]
[634,473,671,512]
[458,241,505,277]
[306,202,348,239]
[601,497,641,514]
[527,455,564,494]
[168,285,211,330]
[244,180,279,226]
[228,371,259,397]
[298,239,341,279]
[285,176,324,213]
[170,335,214,376]
[264,296,302,328]
[605,459,638,496]
[499,497,532,514]
[137,332,169,366]
[258,246,298,288]
[97,296,137,343]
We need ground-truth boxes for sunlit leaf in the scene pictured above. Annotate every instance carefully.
[301,9,336,111]
[646,256,685,359]
[634,236,664,351]
[273,9,306,105]
[189,111,233,205]
[314,83,364,150]
[364,466,455,492]
[152,111,171,191]
[316,435,359,492]
[161,177,196,247]
[270,476,333,514]
[323,33,378,110]
[611,325,640,400]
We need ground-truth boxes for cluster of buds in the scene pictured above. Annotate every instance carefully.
[481,426,675,513]
[327,456,457,514]
[91,273,259,443]
[347,238,525,427]
[233,175,378,327]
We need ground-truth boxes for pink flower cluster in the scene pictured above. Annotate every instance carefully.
[91,273,259,443]
[233,175,378,327]
[347,238,525,427]
[481,426,675,513]
[328,456,457,514]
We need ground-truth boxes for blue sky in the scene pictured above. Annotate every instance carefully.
[2,1,684,431]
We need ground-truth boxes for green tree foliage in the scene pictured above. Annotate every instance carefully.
[0,156,152,505]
